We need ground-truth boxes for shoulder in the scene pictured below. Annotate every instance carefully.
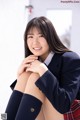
[62,51,80,61]
[61,51,80,72]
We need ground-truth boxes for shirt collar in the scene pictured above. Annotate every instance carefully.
[44,51,54,66]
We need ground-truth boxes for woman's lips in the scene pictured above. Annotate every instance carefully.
[33,47,42,50]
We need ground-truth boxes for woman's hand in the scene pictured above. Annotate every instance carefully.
[26,60,48,76]
[17,55,38,78]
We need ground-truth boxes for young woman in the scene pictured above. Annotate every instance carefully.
[5,16,80,120]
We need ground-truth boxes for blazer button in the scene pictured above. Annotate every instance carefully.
[30,108,35,112]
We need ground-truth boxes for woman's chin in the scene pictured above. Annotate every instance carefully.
[32,52,42,56]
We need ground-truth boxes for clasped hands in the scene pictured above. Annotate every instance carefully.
[17,55,48,78]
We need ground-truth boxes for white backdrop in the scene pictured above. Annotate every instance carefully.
[0,0,29,115]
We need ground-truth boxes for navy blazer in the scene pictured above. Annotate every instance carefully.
[10,51,80,114]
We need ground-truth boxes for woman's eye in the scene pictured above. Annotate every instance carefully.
[27,36,33,39]
[39,34,44,37]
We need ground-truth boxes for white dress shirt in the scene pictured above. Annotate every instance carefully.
[44,52,54,66]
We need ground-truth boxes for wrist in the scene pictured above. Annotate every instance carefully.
[38,63,48,76]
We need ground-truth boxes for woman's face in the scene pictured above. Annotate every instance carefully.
[27,27,50,61]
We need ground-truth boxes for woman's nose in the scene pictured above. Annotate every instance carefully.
[33,37,39,44]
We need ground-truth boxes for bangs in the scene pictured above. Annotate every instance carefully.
[26,18,47,36]
[27,26,42,35]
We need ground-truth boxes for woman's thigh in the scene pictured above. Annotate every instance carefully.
[36,106,45,120]
[42,97,64,120]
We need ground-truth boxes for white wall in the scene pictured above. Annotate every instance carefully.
[0,0,29,114]
[30,0,80,55]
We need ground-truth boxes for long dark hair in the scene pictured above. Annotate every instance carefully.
[24,16,70,57]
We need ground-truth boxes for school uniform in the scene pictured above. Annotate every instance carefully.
[9,51,80,119]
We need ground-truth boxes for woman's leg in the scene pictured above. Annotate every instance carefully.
[42,97,64,120]
[5,71,32,120]
[15,73,45,120]
[37,106,46,120]
[14,71,32,92]
[24,73,45,102]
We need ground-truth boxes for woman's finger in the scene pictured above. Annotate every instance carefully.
[22,59,35,64]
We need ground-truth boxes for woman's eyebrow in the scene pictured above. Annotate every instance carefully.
[27,33,33,35]
[39,33,42,34]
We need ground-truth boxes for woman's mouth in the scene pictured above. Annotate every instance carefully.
[33,47,42,50]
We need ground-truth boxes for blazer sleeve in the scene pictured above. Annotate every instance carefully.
[35,52,80,114]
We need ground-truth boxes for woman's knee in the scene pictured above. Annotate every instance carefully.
[14,71,32,92]
[26,73,40,88]
[17,71,32,81]
[29,72,40,81]
[25,72,40,87]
